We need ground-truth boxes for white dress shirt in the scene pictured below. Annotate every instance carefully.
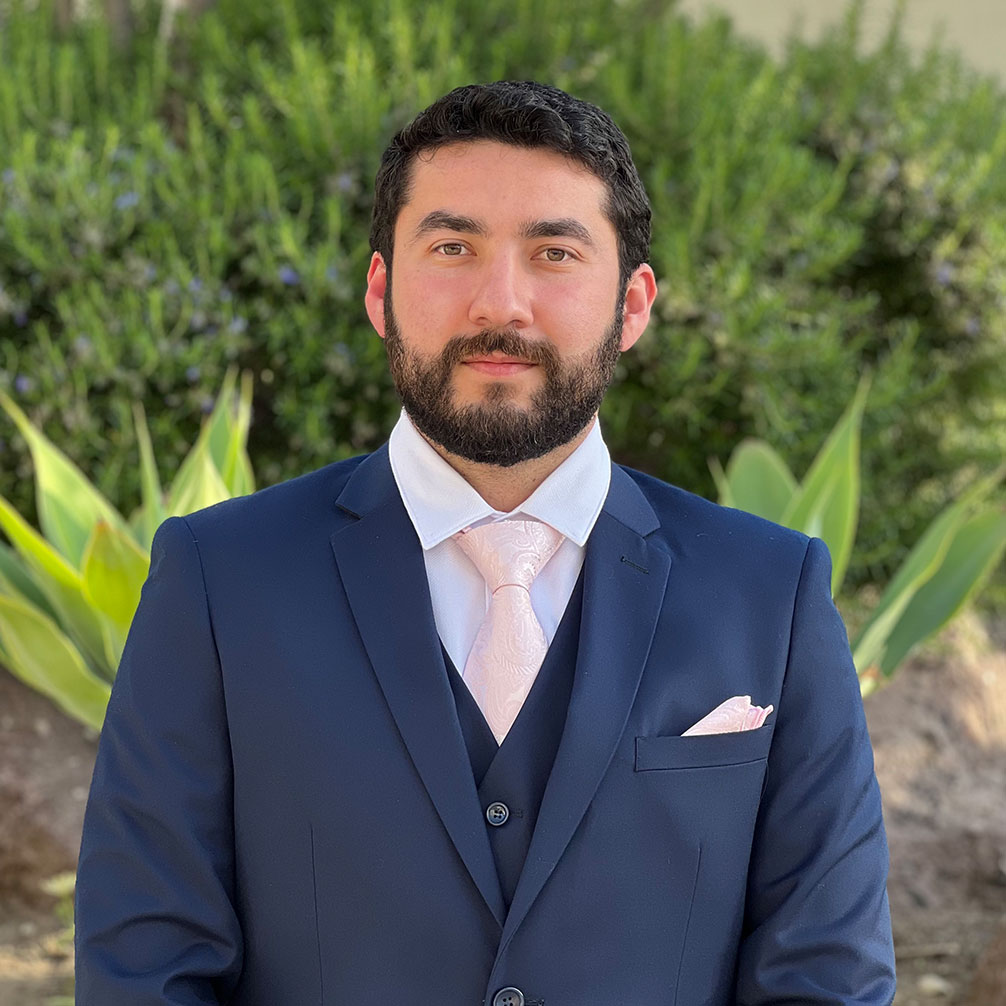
[388,410,612,676]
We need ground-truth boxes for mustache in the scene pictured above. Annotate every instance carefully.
[437,329,559,370]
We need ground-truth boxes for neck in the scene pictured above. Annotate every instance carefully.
[421,419,595,513]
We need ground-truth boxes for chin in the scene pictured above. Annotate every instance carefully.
[454,383,533,410]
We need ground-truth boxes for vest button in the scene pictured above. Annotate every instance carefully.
[485,801,510,827]
[492,987,524,1006]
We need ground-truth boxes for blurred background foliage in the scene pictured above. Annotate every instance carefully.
[0,0,1004,601]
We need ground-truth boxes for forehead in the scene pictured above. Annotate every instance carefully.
[398,140,611,232]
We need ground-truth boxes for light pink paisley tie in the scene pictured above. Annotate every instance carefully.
[454,520,565,744]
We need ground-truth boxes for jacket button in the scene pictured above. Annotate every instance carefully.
[485,801,510,827]
[492,988,524,1006]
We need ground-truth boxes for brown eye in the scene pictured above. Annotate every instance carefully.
[437,243,465,256]
[544,248,568,262]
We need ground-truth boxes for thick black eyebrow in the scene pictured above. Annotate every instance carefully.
[412,211,488,241]
[520,217,595,247]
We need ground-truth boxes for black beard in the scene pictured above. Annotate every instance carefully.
[384,299,624,467]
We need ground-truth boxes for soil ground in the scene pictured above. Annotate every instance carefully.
[0,612,1004,1004]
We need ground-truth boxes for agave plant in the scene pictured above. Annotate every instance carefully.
[0,372,254,729]
[710,379,1006,695]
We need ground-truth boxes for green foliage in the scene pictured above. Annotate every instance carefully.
[0,372,254,728]
[714,387,1006,692]
[1,0,1004,595]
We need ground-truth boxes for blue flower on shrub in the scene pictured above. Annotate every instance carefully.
[14,375,34,394]
[114,191,140,211]
[278,265,300,286]
[326,265,340,282]
[1,169,14,186]
[186,366,201,383]
[228,316,248,334]
[13,309,27,328]
[74,335,92,354]
[188,278,203,294]
[935,263,954,287]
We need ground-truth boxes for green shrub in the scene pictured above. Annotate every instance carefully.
[1,0,1004,594]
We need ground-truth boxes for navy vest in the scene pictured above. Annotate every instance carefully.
[443,573,584,910]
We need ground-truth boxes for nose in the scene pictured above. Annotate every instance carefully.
[467,252,534,330]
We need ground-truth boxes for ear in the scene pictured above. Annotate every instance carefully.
[364,252,388,338]
[618,263,657,352]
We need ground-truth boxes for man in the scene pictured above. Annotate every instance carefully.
[76,81,896,1004]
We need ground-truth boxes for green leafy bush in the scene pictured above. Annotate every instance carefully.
[1,0,1004,594]
[0,372,253,729]
[713,381,1006,693]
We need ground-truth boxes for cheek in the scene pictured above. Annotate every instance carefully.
[392,272,467,332]
[535,282,616,343]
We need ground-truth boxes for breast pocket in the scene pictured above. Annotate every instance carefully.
[634,726,774,771]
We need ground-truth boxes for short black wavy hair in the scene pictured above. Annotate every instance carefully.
[370,81,651,288]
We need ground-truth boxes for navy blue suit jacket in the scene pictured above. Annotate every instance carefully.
[76,446,896,1004]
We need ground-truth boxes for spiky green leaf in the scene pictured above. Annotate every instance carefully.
[219,369,255,497]
[0,539,56,619]
[0,594,110,732]
[853,470,1002,676]
[80,520,149,632]
[718,438,797,524]
[131,400,164,552]
[782,378,869,593]
[0,496,109,673]
[166,449,230,518]
[878,508,1006,676]
[0,391,129,566]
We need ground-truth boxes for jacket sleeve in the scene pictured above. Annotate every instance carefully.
[75,516,242,1005]
[734,537,897,1004]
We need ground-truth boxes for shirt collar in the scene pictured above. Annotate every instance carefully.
[388,409,611,550]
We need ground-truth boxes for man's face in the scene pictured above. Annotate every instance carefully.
[365,140,653,466]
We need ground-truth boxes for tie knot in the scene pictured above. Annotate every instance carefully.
[454,520,564,593]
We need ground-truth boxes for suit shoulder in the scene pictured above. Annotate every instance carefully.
[179,453,369,540]
[618,464,811,556]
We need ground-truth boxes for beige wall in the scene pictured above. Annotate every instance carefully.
[677,0,1006,81]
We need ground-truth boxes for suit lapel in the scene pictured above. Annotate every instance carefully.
[329,447,506,928]
[500,465,672,949]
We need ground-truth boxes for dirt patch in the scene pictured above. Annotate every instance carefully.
[0,613,1003,1003]
[865,612,1006,1005]
[0,673,93,1005]
[0,907,74,1006]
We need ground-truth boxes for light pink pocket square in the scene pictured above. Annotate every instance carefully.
[682,695,774,736]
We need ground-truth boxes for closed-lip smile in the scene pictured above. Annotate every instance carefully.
[462,354,537,376]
